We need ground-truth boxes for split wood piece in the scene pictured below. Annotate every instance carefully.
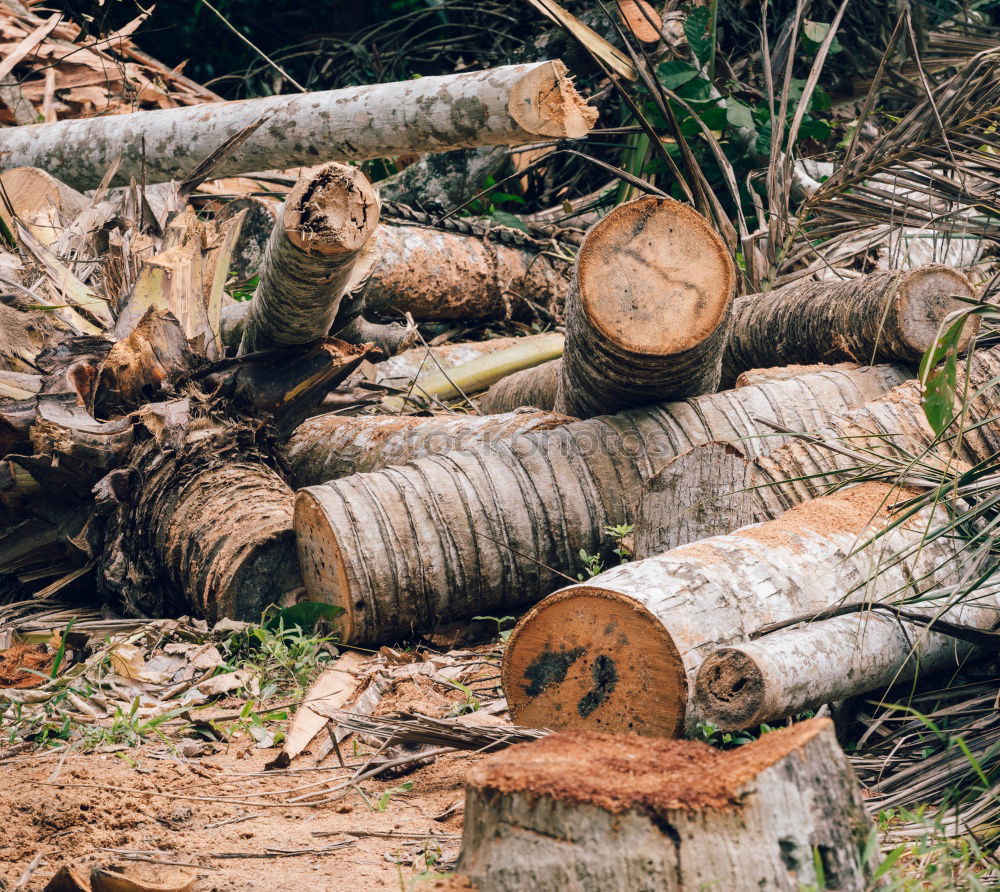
[480,197,735,417]
[501,482,965,738]
[695,595,1000,731]
[294,364,907,644]
[458,719,877,892]
[283,409,573,486]
[0,167,86,246]
[364,222,570,323]
[238,163,379,354]
[1,61,597,190]
[723,266,978,385]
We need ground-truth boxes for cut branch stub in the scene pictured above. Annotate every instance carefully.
[502,482,965,737]
[458,719,877,892]
[480,197,735,417]
[238,163,379,354]
[723,266,977,385]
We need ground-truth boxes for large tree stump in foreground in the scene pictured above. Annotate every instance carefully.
[502,483,967,737]
[458,719,877,892]
[294,365,906,644]
[238,163,379,354]
[480,197,734,417]
[0,61,597,190]
[723,266,977,385]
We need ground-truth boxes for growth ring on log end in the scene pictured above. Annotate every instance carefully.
[502,586,687,737]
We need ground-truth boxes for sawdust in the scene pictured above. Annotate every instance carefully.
[0,642,54,688]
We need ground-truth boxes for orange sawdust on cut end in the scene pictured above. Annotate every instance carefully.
[468,718,832,817]
[0,642,54,689]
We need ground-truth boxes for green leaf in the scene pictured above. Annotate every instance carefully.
[755,120,772,156]
[698,106,729,130]
[872,845,906,880]
[264,601,345,633]
[490,191,525,206]
[726,98,755,131]
[798,117,831,141]
[684,6,713,66]
[918,313,971,435]
[674,76,713,102]
[802,20,842,54]
[656,60,699,90]
[489,210,530,232]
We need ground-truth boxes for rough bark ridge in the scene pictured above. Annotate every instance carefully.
[481,197,735,417]
[364,222,570,323]
[0,61,597,190]
[479,358,562,412]
[376,146,510,214]
[502,482,966,738]
[239,163,378,354]
[294,364,907,644]
[723,266,977,385]
[283,409,573,486]
[458,720,877,892]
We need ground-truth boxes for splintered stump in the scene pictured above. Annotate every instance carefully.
[457,720,877,892]
[238,163,378,353]
[723,266,977,385]
[0,61,597,190]
[480,197,734,417]
[502,483,965,737]
[294,365,905,644]
[283,410,572,486]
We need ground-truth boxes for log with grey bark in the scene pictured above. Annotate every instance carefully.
[502,482,974,737]
[294,364,906,644]
[283,409,573,486]
[458,719,877,892]
[0,61,597,190]
[722,266,977,385]
[694,595,999,730]
[238,163,379,354]
[480,196,735,417]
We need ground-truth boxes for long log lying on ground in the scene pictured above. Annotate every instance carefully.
[501,483,975,737]
[458,720,877,892]
[364,222,571,322]
[238,163,378,353]
[284,410,573,486]
[0,62,597,190]
[694,598,998,731]
[294,364,907,643]
[722,266,977,385]
[480,197,735,417]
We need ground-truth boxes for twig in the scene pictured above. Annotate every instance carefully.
[12,852,43,892]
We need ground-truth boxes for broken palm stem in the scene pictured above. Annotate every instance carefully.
[238,163,378,354]
[480,197,734,417]
[293,364,907,644]
[0,61,597,190]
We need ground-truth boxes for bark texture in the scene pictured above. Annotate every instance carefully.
[479,358,562,412]
[480,197,735,417]
[294,364,906,644]
[364,222,570,322]
[723,266,977,385]
[459,719,876,892]
[0,61,597,190]
[239,163,379,354]
[695,597,999,730]
[283,409,572,486]
[502,483,965,737]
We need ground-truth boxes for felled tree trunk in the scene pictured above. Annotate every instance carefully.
[1,61,597,190]
[364,222,571,322]
[723,266,977,385]
[479,358,563,413]
[238,163,379,354]
[694,599,998,731]
[294,364,906,644]
[479,197,735,417]
[501,483,964,738]
[283,409,573,486]
[458,719,877,892]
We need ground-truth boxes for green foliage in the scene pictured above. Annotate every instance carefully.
[577,523,634,580]
[683,6,714,68]
[472,614,516,642]
[230,273,257,302]
[464,175,530,231]
[696,711,815,749]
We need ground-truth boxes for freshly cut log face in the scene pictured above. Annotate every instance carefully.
[481,196,735,417]
[294,364,906,644]
[0,61,598,190]
[458,719,876,891]
[723,266,977,384]
[502,482,963,737]
[239,163,379,353]
[284,409,573,486]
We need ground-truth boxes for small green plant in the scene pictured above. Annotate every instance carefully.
[577,523,634,580]
[376,780,414,812]
[230,273,258,301]
[472,614,516,642]
[695,711,814,750]
[464,175,529,232]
